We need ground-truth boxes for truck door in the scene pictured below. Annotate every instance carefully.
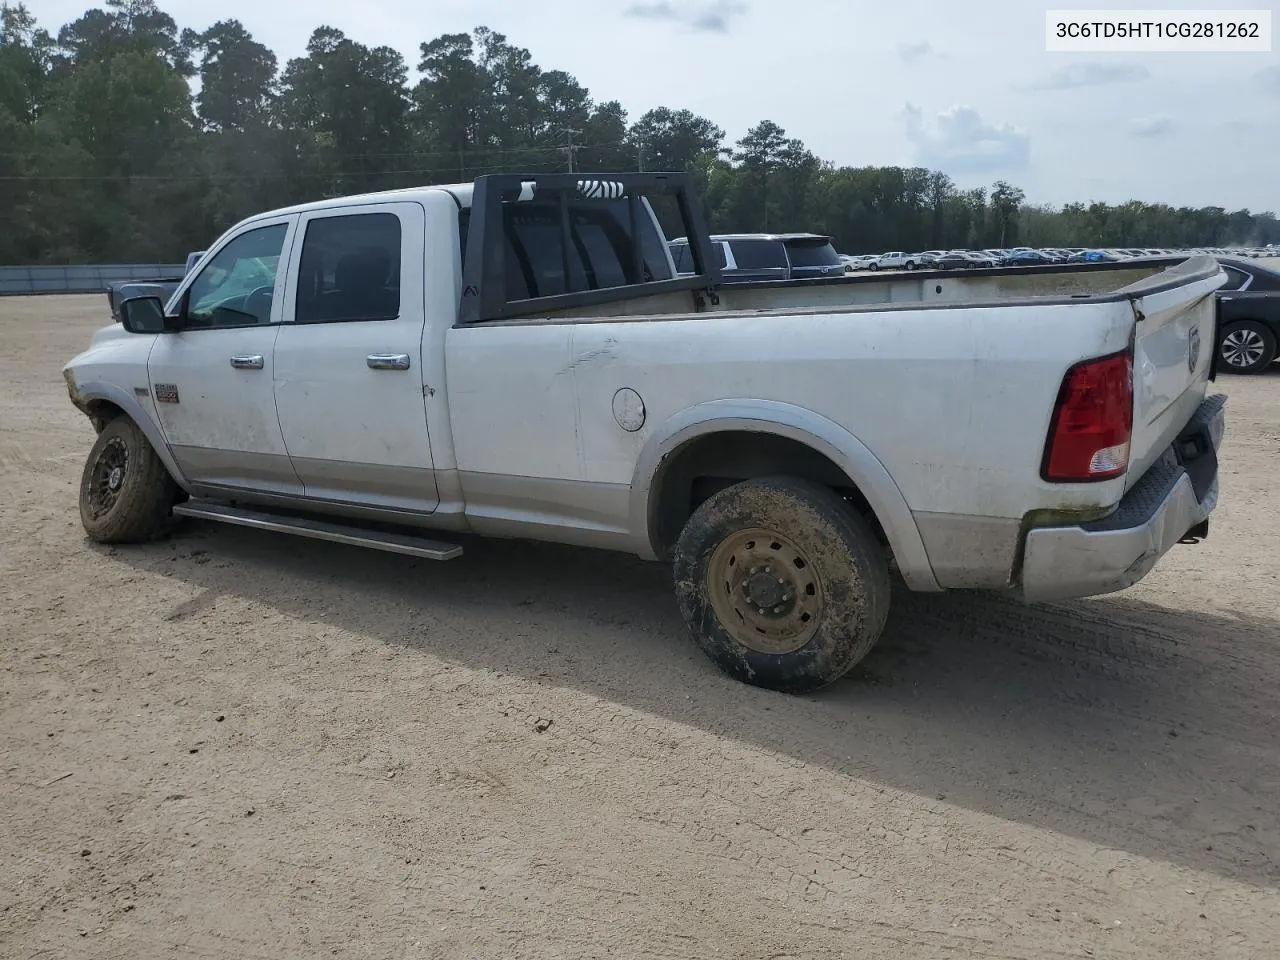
[146,215,304,496]
[272,201,440,514]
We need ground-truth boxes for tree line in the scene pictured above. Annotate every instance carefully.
[1,0,1276,266]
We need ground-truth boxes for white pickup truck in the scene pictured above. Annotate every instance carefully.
[869,251,921,271]
[63,172,1228,693]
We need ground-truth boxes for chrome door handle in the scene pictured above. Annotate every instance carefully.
[367,353,410,370]
[230,355,264,370]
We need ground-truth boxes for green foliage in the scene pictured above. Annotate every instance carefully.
[2,2,1277,264]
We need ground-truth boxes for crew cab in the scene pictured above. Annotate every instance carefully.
[63,172,1228,694]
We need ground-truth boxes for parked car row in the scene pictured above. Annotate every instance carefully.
[687,236,1280,378]
[842,244,1276,274]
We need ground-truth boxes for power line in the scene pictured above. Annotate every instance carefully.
[0,139,644,180]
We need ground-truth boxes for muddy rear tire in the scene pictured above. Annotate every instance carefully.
[671,476,891,694]
[78,417,178,544]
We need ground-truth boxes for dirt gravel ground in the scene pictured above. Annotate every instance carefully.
[2,294,1279,960]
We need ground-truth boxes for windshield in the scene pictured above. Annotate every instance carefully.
[783,238,841,267]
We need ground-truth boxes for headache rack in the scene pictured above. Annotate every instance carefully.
[458,171,722,325]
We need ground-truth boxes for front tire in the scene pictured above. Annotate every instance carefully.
[79,417,178,543]
[1218,320,1277,375]
[671,477,892,694]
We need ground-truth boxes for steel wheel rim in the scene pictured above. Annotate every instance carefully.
[87,437,129,519]
[706,527,824,655]
[1221,329,1266,368]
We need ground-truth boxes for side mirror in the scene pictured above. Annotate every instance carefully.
[118,296,170,334]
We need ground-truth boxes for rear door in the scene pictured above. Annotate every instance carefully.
[272,202,440,514]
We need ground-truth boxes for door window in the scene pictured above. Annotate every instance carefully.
[1219,266,1251,291]
[295,213,403,324]
[185,224,288,327]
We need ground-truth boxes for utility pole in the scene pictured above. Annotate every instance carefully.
[636,139,645,173]
[559,128,582,173]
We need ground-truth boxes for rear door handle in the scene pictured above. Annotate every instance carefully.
[367,353,411,370]
[230,355,264,370]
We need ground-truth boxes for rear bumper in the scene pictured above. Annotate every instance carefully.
[1020,393,1226,603]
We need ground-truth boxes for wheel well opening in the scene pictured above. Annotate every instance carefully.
[83,399,126,434]
[651,431,887,558]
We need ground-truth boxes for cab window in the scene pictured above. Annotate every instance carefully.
[185,224,288,327]
[295,213,402,324]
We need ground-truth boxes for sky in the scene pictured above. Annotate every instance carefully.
[32,0,1280,211]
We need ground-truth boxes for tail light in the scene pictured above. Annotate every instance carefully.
[1041,349,1133,482]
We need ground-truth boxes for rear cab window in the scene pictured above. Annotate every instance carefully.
[459,197,674,301]
[457,173,719,324]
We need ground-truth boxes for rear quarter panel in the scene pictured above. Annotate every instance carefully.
[462,299,1141,522]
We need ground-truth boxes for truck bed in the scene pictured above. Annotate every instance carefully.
[501,257,1214,323]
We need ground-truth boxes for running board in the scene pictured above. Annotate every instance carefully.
[172,500,463,561]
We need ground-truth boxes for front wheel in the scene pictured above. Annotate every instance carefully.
[79,417,178,543]
[1218,320,1277,374]
[671,477,892,694]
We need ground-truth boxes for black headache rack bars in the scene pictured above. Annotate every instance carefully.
[458,171,722,325]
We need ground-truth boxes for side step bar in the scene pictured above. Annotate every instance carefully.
[172,500,463,561]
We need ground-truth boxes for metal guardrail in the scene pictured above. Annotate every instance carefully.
[0,263,186,296]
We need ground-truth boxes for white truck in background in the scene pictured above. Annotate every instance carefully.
[63,172,1227,693]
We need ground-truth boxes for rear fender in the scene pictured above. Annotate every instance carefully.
[629,398,941,591]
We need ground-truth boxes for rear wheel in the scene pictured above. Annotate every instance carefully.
[79,417,178,543]
[671,477,891,694]
[1218,320,1277,375]
[905,260,917,271]
[868,262,879,271]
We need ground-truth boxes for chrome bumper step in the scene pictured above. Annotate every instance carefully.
[172,500,463,561]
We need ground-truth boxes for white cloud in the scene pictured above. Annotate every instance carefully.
[624,0,748,32]
[1260,65,1280,96]
[896,41,935,63]
[1031,62,1150,90]
[1129,116,1174,138]
[903,103,1030,174]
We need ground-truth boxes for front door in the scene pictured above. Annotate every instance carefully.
[147,216,303,496]
[272,201,439,514]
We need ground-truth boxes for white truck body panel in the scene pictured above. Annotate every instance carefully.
[64,179,1228,605]
[273,200,440,513]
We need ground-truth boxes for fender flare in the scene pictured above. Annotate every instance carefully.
[71,379,190,489]
[628,398,941,591]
